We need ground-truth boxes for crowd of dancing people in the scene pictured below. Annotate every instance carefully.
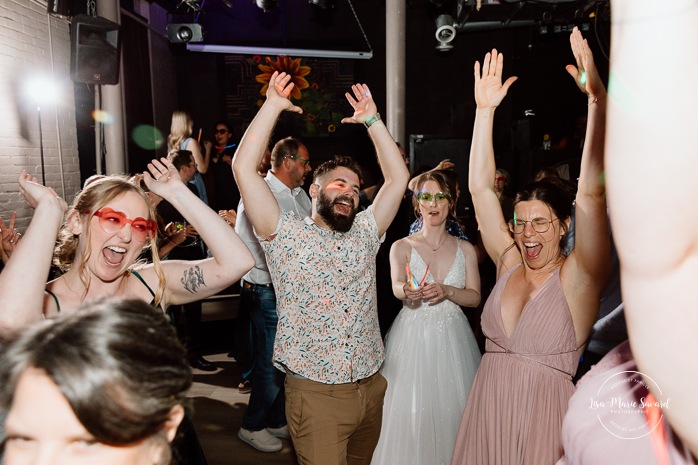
[1,3,697,464]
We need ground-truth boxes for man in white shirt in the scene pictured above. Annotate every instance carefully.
[235,136,312,452]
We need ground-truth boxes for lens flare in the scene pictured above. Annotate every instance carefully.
[92,110,114,124]
[132,125,164,150]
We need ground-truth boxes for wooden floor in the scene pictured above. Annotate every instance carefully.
[189,352,299,465]
[192,296,298,465]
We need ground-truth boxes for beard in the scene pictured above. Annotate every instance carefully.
[317,189,358,233]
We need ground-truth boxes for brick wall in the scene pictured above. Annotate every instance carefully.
[0,0,80,231]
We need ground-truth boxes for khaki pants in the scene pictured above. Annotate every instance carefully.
[285,372,387,465]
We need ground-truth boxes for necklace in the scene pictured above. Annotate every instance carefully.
[420,233,448,253]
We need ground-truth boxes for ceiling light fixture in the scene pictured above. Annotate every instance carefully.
[435,14,456,51]
[309,0,336,8]
[167,23,205,43]
[186,44,372,59]
[255,0,278,12]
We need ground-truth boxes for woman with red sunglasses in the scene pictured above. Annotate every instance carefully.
[37,157,253,318]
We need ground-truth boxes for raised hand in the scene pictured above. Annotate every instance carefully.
[341,83,378,124]
[474,49,518,109]
[435,159,455,171]
[18,171,66,212]
[143,157,182,197]
[266,71,303,114]
[565,27,605,100]
[0,212,21,255]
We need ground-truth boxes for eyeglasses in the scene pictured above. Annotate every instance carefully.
[214,129,229,135]
[417,192,451,205]
[508,217,559,234]
[88,208,157,242]
[286,155,311,167]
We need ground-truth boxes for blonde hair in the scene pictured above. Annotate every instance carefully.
[54,176,168,308]
[167,111,193,152]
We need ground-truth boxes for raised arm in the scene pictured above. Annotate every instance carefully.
[605,0,698,454]
[232,71,302,238]
[563,27,610,288]
[142,158,253,305]
[342,84,410,236]
[407,159,454,191]
[185,137,210,174]
[0,172,66,335]
[468,50,518,273]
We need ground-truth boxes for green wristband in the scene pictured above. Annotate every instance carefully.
[364,112,381,128]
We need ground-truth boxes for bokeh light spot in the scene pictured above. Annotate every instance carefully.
[93,110,114,124]
[132,125,164,150]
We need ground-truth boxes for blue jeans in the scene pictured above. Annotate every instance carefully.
[240,284,286,431]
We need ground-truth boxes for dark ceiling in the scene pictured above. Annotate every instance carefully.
[145,0,610,52]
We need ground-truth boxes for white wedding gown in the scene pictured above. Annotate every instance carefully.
[371,244,481,465]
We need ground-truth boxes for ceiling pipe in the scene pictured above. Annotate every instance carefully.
[454,19,536,32]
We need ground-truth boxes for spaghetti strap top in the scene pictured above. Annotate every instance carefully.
[131,270,156,305]
[45,289,61,313]
[45,270,156,313]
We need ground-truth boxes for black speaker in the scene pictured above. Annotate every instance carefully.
[70,15,121,85]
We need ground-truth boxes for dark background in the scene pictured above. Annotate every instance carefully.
[76,0,611,210]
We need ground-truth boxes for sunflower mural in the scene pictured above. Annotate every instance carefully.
[256,56,310,100]
[254,56,348,137]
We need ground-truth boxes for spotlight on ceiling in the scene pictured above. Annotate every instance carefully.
[167,23,205,43]
[255,0,278,12]
[309,0,336,8]
[435,14,456,51]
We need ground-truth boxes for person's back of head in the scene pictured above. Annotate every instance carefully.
[533,167,560,183]
[168,111,193,151]
[168,150,194,172]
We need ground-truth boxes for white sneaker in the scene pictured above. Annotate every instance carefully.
[267,425,290,440]
[238,427,283,453]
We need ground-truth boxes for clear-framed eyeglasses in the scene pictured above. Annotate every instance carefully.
[508,217,559,234]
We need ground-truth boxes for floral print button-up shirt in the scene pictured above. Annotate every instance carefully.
[261,207,384,384]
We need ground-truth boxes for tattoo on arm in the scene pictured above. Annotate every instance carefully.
[181,265,206,294]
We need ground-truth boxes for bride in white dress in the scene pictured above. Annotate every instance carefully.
[372,170,482,465]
